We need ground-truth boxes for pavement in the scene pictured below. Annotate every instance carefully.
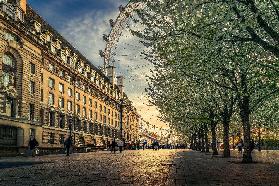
[0,149,278,186]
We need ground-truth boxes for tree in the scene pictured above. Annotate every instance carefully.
[130,0,279,163]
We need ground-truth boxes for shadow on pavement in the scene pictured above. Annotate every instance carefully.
[0,161,47,169]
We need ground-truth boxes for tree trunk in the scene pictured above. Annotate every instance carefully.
[190,134,194,150]
[204,124,210,152]
[258,123,261,152]
[209,111,218,155]
[210,121,218,155]
[222,105,230,158]
[240,95,252,163]
[239,71,253,163]
[200,128,205,152]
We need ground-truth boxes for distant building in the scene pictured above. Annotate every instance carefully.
[0,0,139,155]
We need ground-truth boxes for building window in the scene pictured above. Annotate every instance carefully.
[41,89,43,102]
[77,119,82,131]
[89,110,93,119]
[49,133,55,144]
[104,116,107,124]
[99,104,102,112]
[89,123,93,133]
[83,121,87,132]
[94,101,97,108]
[2,54,15,88]
[59,114,65,128]
[29,104,35,121]
[40,108,44,124]
[48,93,54,105]
[41,73,43,82]
[49,111,55,127]
[104,106,106,113]
[108,109,110,116]
[89,98,92,107]
[58,97,64,108]
[99,114,102,123]
[68,88,73,97]
[83,96,86,105]
[59,83,64,93]
[48,78,55,89]
[94,112,98,121]
[30,81,35,95]
[67,56,71,65]
[3,54,15,67]
[30,63,35,74]
[4,32,17,42]
[67,101,72,111]
[76,92,80,101]
[82,107,86,117]
[76,104,80,114]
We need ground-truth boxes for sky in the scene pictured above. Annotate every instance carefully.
[28,0,168,131]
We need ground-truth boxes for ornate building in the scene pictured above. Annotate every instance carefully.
[0,0,139,155]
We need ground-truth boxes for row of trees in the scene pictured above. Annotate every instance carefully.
[130,0,279,163]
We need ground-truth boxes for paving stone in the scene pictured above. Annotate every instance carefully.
[0,150,278,185]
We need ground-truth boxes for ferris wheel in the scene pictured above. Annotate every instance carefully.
[99,2,143,72]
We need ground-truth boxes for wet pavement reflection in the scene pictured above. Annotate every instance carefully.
[0,149,278,186]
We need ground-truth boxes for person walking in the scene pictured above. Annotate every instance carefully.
[28,135,39,157]
[64,136,72,156]
[237,139,243,153]
[118,139,124,153]
[111,138,116,153]
[249,139,255,153]
[143,140,147,150]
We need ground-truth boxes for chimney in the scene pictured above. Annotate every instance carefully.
[106,65,115,88]
[116,76,124,96]
[20,0,27,13]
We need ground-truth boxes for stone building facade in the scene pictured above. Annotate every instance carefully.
[0,0,139,155]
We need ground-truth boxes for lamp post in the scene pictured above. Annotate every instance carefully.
[119,98,123,140]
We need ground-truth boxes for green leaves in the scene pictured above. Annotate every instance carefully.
[129,0,279,137]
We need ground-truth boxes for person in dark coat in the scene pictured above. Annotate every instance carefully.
[28,135,39,157]
[64,137,72,156]
[111,138,116,153]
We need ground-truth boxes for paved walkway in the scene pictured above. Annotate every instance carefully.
[0,149,278,185]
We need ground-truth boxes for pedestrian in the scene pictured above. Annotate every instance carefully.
[136,141,140,150]
[237,139,243,153]
[249,139,255,152]
[143,140,147,150]
[118,139,124,153]
[28,135,39,157]
[64,136,72,156]
[111,138,116,153]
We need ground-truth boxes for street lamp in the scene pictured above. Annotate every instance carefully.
[119,98,123,141]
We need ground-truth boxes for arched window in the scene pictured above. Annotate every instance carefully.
[2,53,16,87]
[3,54,15,67]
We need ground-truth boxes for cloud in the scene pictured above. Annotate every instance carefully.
[51,0,168,129]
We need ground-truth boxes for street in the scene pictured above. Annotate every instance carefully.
[0,149,279,186]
